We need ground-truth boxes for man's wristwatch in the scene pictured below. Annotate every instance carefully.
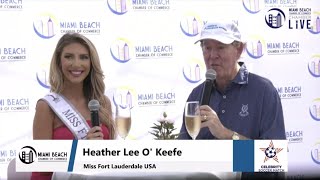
[232,131,240,140]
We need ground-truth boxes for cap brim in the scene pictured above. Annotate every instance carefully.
[194,35,235,44]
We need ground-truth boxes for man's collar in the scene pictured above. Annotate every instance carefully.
[232,62,249,84]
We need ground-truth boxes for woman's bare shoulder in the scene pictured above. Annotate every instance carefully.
[36,99,50,109]
[34,99,55,119]
[33,99,55,139]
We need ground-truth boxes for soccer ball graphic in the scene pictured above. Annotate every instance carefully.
[265,147,276,158]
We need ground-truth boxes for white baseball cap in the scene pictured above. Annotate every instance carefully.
[194,20,242,44]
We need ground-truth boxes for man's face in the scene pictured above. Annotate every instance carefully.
[201,39,242,81]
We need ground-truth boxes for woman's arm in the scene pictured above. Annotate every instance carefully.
[33,100,55,140]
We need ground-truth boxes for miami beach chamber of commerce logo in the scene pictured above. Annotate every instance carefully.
[111,86,176,108]
[110,38,133,63]
[0,97,30,113]
[107,0,129,15]
[136,90,176,107]
[309,98,320,121]
[265,8,286,29]
[245,34,300,58]
[245,35,265,59]
[33,13,58,39]
[0,148,17,164]
[19,145,68,164]
[19,146,37,164]
[112,86,136,108]
[36,63,50,89]
[180,12,203,37]
[182,57,205,83]
[255,140,287,172]
[309,12,320,34]
[246,0,313,30]
[311,140,320,165]
[110,38,174,62]
[107,0,170,15]
[286,130,303,144]
[242,0,263,14]
[0,0,23,10]
[277,85,302,99]
[243,0,298,14]
[288,7,312,30]
[0,47,27,62]
[134,43,174,59]
[34,13,101,38]
[308,54,320,78]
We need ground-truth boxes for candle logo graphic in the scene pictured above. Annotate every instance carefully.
[183,58,205,83]
[107,0,129,15]
[110,38,132,63]
[36,63,50,89]
[309,98,320,121]
[308,55,320,78]
[245,35,265,59]
[180,12,202,37]
[112,86,135,109]
[242,0,263,14]
[33,13,57,39]
[311,140,320,165]
[309,14,320,34]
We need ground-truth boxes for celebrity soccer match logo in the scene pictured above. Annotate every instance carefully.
[260,140,283,163]
[255,140,287,172]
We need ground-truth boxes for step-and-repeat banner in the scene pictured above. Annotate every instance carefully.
[0,0,319,179]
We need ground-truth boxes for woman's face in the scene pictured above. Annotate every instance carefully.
[60,42,91,85]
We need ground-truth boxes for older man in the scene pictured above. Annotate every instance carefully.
[178,20,286,179]
[179,19,285,140]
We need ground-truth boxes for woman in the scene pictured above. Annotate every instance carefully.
[31,33,115,180]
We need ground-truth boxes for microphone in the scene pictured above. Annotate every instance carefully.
[88,99,100,127]
[200,69,216,105]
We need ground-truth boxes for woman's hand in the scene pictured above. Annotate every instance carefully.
[85,126,104,140]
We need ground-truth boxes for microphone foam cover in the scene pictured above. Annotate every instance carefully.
[88,99,100,111]
[206,69,216,80]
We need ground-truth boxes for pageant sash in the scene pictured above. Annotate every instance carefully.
[42,92,90,139]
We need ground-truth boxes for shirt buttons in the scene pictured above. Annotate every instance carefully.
[223,95,226,99]
[222,110,225,113]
